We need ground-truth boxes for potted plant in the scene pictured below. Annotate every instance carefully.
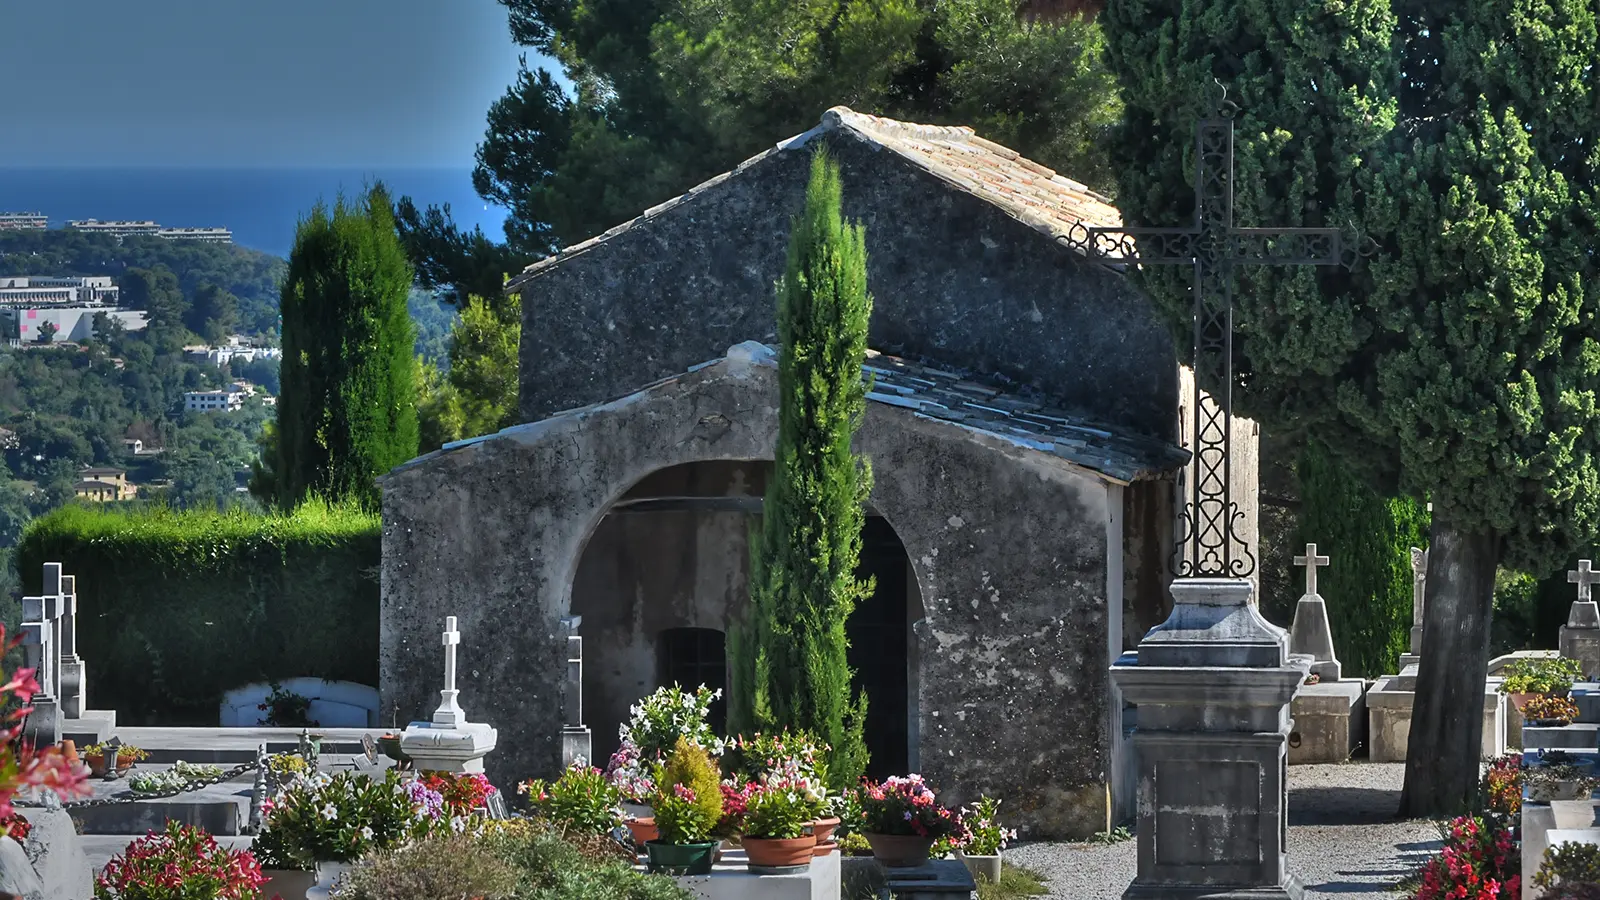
[1526,694,1582,726]
[267,752,310,791]
[1536,842,1600,894]
[251,769,438,898]
[1480,754,1525,818]
[1398,815,1518,900]
[83,743,146,778]
[519,759,624,835]
[645,737,724,875]
[93,821,265,899]
[374,733,410,769]
[852,775,961,868]
[1525,761,1597,803]
[258,681,319,728]
[728,730,839,853]
[607,684,723,847]
[1500,657,1584,712]
[953,796,1015,884]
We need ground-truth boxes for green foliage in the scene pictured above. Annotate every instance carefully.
[17,500,379,723]
[651,738,724,844]
[478,0,1120,257]
[1294,440,1430,678]
[743,785,813,840]
[333,833,522,900]
[186,283,240,344]
[275,184,419,511]
[730,150,871,792]
[254,769,427,866]
[393,197,535,310]
[1537,842,1600,891]
[1490,569,1544,655]
[489,825,694,900]
[518,763,625,836]
[417,293,521,453]
[1499,657,1583,696]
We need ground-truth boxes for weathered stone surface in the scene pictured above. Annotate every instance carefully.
[381,350,1127,838]
[0,807,91,900]
[1287,680,1366,765]
[512,116,1179,445]
[1366,670,1505,762]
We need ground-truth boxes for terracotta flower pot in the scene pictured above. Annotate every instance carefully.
[863,832,936,868]
[806,816,841,846]
[625,816,659,846]
[1509,692,1539,713]
[59,741,77,766]
[812,840,838,857]
[85,754,108,778]
[743,836,815,869]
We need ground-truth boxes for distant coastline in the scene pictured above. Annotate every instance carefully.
[0,167,509,259]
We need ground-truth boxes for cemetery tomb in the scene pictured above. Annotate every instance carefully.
[1285,543,1369,765]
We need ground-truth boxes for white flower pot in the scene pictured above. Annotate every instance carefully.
[957,849,1003,884]
[260,869,316,900]
[304,861,354,900]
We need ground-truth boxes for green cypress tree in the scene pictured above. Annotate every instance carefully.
[730,149,872,791]
[275,184,418,511]
[1293,440,1430,678]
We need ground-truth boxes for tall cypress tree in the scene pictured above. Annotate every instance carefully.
[730,150,872,791]
[275,184,418,511]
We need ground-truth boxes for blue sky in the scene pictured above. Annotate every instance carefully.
[0,0,555,168]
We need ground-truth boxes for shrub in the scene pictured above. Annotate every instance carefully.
[1538,843,1600,892]
[651,738,724,844]
[94,821,265,899]
[253,770,432,866]
[330,832,519,900]
[492,824,694,899]
[1480,755,1523,817]
[19,501,380,724]
[1543,883,1600,900]
[519,761,624,835]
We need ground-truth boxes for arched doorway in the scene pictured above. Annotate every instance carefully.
[570,460,923,774]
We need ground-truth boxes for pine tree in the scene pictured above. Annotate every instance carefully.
[730,150,872,791]
[274,184,418,511]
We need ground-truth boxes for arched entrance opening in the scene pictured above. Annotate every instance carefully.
[570,460,924,775]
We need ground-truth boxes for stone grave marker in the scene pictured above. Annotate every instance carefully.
[560,615,592,768]
[1561,559,1600,680]
[400,615,498,773]
[1288,543,1340,681]
[1400,548,1427,669]
[19,570,64,746]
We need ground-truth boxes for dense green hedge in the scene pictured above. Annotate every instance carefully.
[18,501,380,725]
[1294,440,1431,678]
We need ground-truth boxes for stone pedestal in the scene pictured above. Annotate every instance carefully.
[1563,600,1600,682]
[646,848,841,900]
[399,720,498,773]
[1366,664,1505,763]
[1288,680,1367,765]
[1110,578,1308,900]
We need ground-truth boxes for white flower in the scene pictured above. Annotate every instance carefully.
[450,816,468,833]
[320,803,338,821]
[359,826,374,841]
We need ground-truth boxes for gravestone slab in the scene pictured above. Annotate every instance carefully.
[1367,666,1505,762]
[400,616,497,773]
[1288,681,1366,765]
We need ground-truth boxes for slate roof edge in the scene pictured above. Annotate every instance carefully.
[382,341,1188,486]
[504,105,1121,292]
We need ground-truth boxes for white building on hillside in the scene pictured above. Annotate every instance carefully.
[66,219,160,238]
[184,387,246,413]
[0,213,46,231]
[0,276,121,306]
[2,306,146,343]
[156,227,232,244]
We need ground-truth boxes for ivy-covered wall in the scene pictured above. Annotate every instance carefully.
[18,502,380,725]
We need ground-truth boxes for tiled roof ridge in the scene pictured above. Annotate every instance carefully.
[506,106,1123,290]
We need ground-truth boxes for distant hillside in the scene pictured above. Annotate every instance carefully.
[0,230,285,336]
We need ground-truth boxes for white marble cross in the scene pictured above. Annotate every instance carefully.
[431,616,467,727]
[1570,559,1600,603]
[1294,543,1331,597]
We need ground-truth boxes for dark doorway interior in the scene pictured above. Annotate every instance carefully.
[657,626,728,735]
[849,516,912,778]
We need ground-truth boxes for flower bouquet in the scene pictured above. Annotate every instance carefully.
[1399,815,1518,900]
[608,684,724,845]
[1524,694,1581,726]
[851,775,961,868]
[953,796,1016,883]
[94,821,265,900]
[417,770,496,816]
[741,780,820,870]
[728,730,838,849]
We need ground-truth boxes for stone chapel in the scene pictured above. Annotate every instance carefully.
[378,106,1260,838]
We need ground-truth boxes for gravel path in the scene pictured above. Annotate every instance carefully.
[1007,762,1443,900]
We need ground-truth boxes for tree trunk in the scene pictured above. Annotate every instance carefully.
[1397,506,1499,818]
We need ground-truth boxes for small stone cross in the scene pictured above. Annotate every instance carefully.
[1294,543,1331,597]
[1571,559,1600,603]
[442,616,461,693]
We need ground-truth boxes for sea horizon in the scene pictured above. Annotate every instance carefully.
[0,166,510,259]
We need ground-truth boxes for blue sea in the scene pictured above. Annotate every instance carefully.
[0,167,510,259]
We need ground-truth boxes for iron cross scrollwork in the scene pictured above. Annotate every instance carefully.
[1065,93,1358,579]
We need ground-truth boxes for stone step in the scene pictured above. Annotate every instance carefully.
[60,709,117,746]
[1523,723,1600,750]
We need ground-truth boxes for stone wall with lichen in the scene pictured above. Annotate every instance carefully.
[514,129,1178,445]
[381,354,1118,838]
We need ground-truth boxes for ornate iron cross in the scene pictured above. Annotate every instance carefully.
[1066,101,1354,579]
